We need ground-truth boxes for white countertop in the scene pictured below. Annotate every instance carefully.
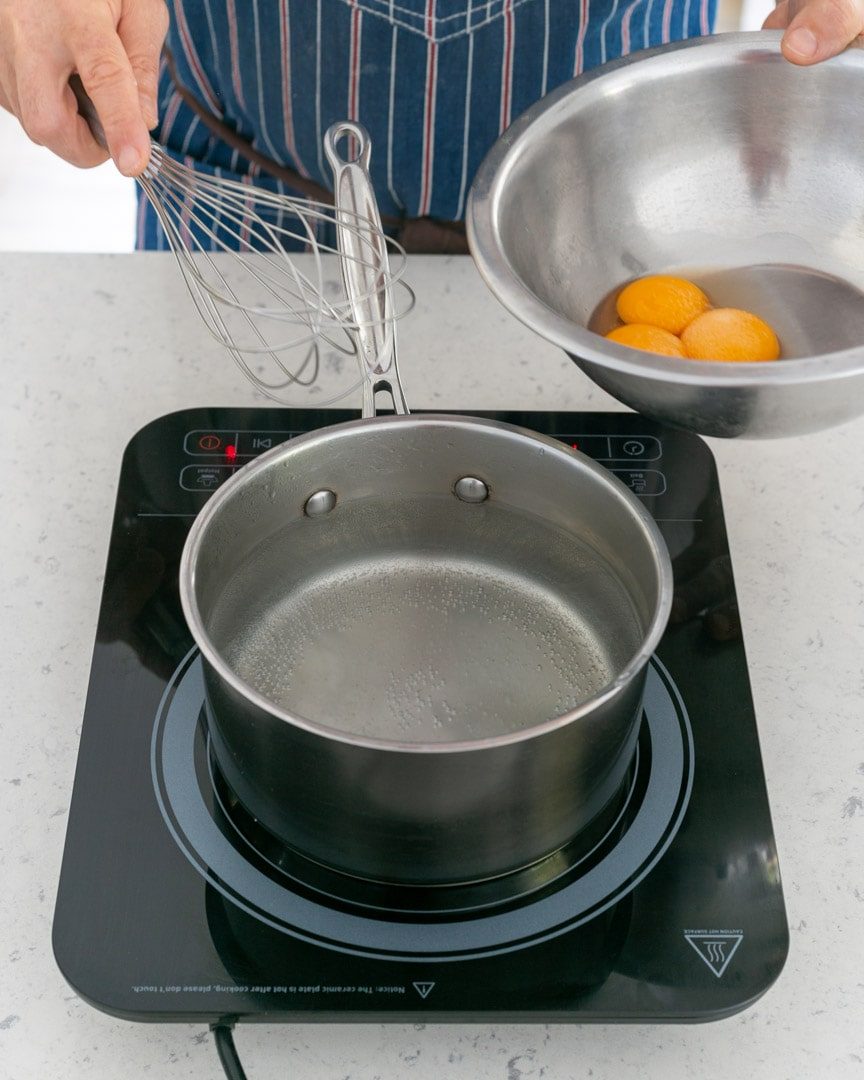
[1,253,862,1080]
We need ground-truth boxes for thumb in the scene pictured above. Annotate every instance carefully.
[780,0,864,64]
[117,0,170,130]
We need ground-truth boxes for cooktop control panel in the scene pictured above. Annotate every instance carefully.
[179,425,668,497]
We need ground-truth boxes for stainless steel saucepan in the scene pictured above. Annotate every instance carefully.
[179,123,673,887]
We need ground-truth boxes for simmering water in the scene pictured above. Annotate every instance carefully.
[207,498,645,744]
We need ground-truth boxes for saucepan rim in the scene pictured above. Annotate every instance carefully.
[179,413,674,754]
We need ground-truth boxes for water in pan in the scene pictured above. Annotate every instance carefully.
[207,496,644,743]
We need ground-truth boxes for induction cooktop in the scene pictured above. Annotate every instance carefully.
[53,408,788,1025]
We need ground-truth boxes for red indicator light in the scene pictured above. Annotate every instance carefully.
[225,444,237,463]
[571,441,580,451]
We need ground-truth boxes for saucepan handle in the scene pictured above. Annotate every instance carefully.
[324,121,409,419]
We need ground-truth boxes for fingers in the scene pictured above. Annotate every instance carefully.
[769,0,864,63]
[0,74,17,118]
[72,29,151,174]
[0,1,165,174]
[63,86,114,167]
[15,52,110,168]
[117,0,170,131]
[763,0,792,27]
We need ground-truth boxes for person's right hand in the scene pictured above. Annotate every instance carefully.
[0,0,169,176]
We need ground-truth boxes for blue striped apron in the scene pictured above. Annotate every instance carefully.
[138,0,716,249]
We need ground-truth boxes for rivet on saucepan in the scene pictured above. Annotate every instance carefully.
[304,489,337,517]
[454,476,489,503]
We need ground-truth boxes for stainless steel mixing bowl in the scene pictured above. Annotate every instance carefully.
[467,32,864,438]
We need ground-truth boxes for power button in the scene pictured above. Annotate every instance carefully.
[184,430,236,455]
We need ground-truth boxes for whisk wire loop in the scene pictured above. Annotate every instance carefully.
[138,141,415,405]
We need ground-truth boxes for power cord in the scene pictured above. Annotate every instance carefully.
[211,1021,249,1080]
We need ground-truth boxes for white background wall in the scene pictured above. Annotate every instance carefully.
[0,108,136,252]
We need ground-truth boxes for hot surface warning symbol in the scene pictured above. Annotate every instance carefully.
[684,930,744,978]
[412,981,435,999]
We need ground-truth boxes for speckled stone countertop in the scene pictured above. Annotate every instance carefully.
[1,253,862,1080]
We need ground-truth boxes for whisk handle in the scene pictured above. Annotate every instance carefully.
[69,75,109,151]
[324,121,408,420]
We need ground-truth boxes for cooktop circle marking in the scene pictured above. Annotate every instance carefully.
[152,651,693,961]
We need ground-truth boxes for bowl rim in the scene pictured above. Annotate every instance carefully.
[466,30,864,389]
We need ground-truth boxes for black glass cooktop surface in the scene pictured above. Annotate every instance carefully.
[53,408,788,1023]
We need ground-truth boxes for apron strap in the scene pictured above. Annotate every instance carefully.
[161,47,469,254]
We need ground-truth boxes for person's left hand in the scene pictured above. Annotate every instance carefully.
[764,0,864,65]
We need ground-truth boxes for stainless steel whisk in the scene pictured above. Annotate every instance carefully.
[71,76,414,406]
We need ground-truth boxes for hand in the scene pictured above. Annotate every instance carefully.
[764,0,864,65]
[0,0,168,175]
